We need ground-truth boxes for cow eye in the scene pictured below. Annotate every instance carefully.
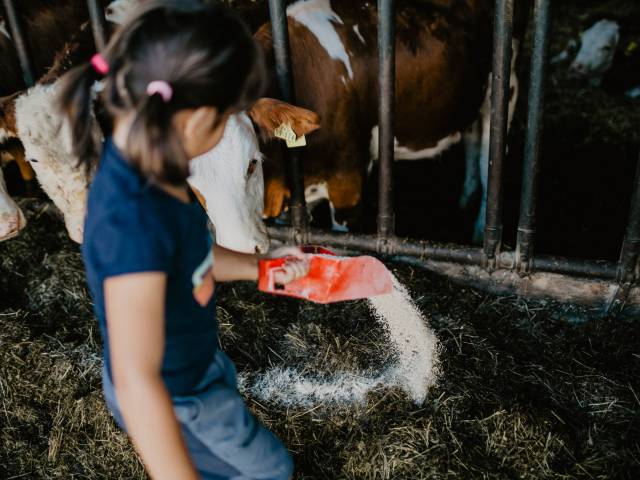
[246,159,258,177]
[602,45,612,51]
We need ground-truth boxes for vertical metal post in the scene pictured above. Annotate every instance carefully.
[377,0,396,244]
[515,0,550,274]
[617,152,640,284]
[87,0,108,51]
[268,0,307,238]
[2,0,35,86]
[483,0,514,267]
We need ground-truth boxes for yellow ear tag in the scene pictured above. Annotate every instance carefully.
[625,40,638,57]
[274,122,307,148]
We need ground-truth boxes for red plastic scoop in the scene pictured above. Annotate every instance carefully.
[258,246,393,304]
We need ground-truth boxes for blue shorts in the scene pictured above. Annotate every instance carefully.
[102,350,293,480]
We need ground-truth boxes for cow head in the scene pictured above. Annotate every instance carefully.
[188,98,320,254]
[14,83,98,243]
[569,19,620,85]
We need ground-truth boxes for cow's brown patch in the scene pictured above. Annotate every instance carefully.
[0,92,19,137]
[263,175,290,219]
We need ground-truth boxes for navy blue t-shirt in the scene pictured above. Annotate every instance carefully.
[82,138,218,396]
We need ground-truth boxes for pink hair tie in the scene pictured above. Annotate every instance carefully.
[90,53,109,76]
[146,80,173,102]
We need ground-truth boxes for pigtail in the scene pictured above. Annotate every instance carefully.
[57,62,100,173]
[126,91,189,186]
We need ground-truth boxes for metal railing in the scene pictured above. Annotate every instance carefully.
[263,0,640,308]
[2,0,638,308]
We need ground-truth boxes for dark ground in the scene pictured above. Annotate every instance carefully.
[2,0,640,478]
[1,201,640,479]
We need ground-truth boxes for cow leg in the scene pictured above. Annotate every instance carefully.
[473,40,520,244]
[472,128,490,244]
[460,126,481,210]
[472,77,492,244]
[0,167,27,241]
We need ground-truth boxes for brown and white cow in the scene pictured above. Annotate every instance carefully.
[192,0,526,248]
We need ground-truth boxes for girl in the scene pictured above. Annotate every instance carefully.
[58,1,307,479]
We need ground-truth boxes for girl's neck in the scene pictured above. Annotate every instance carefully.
[113,115,192,205]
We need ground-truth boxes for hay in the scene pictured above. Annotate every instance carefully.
[2,199,639,479]
[2,2,640,476]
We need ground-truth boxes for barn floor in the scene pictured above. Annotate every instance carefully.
[2,0,640,478]
[1,200,639,479]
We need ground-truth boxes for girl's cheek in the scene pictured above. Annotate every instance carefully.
[188,122,226,158]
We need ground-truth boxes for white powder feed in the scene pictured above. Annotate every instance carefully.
[239,368,389,408]
[240,274,440,407]
[367,276,440,404]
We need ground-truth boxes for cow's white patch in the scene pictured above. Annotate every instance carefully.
[353,24,365,44]
[15,83,98,243]
[287,0,354,79]
[0,165,26,241]
[0,19,10,40]
[394,132,462,160]
[570,19,620,85]
[304,182,347,231]
[105,0,137,25]
[369,126,462,161]
[188,113,269,254]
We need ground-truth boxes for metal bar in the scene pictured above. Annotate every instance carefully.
[515,0,550,274]
[269,226,483,265]
[87,0,108,51]
[2,0,35,86]
[267,0,307,237]
[483,0,514,265]
[377,0,396,244]
[617,152,640,283]
[268,225,619,280]
[531,256,618,280]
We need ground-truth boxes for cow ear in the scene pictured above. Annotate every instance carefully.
[248,98,320,140]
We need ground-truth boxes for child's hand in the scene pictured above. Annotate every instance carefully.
[262,245,305,260]
[273,257,310,285]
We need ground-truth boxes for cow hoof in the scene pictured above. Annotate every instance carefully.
[0,206,27,242]
[331,222,349,233]
[472,226,484,245]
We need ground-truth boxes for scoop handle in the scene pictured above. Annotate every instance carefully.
[258,257,287,292]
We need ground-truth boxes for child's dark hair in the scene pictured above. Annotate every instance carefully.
[59,0,265,185]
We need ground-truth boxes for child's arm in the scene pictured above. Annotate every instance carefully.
[212,244,308,284]
[105,272,199,480]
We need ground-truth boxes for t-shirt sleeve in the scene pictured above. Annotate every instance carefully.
[86,205,176,279]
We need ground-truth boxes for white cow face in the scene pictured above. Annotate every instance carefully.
[188,99,320,254]
[188,113,269,254]
[14,83,98,243]
[570,19,620,85]
[105,0,138,25]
